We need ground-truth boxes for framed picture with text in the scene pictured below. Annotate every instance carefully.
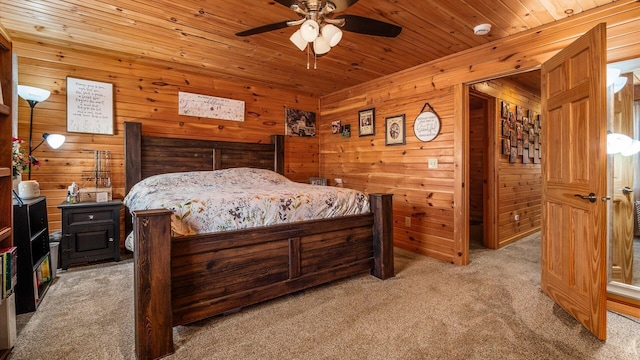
[358,108,375,136]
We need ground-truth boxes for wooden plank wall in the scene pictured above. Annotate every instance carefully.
[471,78,542,248]
[468,96,486,226]
[319,2,640,265]
[14,41,319,243]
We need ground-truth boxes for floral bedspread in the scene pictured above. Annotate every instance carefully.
[123,168,370,250]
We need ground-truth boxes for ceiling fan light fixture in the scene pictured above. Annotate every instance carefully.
[607,132,633,155]
[313,36,331,55]
[290,30,308,51]
[606,68,621,87]
[321,24,342,47]
[621,140,640,156]
[613,76,628,93]
[300,19,320,42]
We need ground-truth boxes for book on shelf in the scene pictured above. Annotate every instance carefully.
[0,247,17,300]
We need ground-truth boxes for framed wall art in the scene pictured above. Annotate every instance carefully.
[66,77,114,135]
[385,114,406,146]
[501,101,510,118]
[341,124,351,138]
[414,102,441,142]
[331,120,341,134]
[285,108,316,137]
[358,108,375,136]
[309,177,327,186]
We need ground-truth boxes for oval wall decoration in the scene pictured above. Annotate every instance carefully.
[414,103,440,142]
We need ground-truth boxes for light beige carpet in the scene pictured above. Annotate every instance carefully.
[10,233,640,360]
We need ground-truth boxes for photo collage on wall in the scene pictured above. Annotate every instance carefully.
[500,101,542,164]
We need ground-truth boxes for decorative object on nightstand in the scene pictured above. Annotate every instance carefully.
[57,200,122,269]
[79,150,112,202]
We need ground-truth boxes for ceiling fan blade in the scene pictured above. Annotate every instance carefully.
[273,0,297,8]
[335,14,402,37]
[235,21,292,37]
[275,0,359,12]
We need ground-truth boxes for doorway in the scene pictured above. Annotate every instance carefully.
[468,92,490,249]
[467,72,542,251]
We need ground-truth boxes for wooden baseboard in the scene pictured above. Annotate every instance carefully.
[607,293,640,319]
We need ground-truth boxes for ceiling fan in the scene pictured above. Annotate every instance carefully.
[236,0,402,65]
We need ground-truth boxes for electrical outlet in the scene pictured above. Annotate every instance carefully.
[405,217,411,227]
[334,178,343,184]
[428,158,438,169]
[514,214,520,221]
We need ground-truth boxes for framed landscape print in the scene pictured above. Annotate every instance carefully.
[385,114,405,146]
[358,108,375,136]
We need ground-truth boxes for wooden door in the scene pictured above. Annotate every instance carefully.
[540,23,607,340]
[611,73,635,284]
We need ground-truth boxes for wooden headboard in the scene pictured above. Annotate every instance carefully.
[124,122,285,236]
[124,122,284,195]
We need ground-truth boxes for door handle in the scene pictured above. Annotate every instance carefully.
[622,186,633,195]
[574,193,597,203]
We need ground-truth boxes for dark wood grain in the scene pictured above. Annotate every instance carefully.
[133,209,174,360]
[126,122,393,359]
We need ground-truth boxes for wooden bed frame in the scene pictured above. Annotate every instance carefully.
[124,122,394,360]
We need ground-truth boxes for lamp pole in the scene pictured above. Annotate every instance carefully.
[26,99,38,180]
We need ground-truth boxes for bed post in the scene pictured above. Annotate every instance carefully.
[271,134,284,175]
[133,209,174,360]
[370,193,394,279]
[124,122,142,236]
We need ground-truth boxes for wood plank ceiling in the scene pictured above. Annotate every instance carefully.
[0,0,615,96]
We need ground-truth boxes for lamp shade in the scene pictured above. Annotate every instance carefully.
[44,133,66,149]
[607,132,633,154]
[313,36,331,55]
[606,68,621,87]
[321,24,342,47]
[300,19,320,42]
[17,85,51,103]
[289,30,308,51]
[613,76,628,94]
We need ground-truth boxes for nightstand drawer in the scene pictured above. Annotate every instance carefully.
[68,209,114,225]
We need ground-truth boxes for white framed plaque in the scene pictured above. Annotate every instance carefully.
[67,77,114,135]
[414,103,440,142]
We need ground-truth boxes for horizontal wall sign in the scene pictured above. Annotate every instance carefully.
[178,91,245,121]
[67,77,114,135]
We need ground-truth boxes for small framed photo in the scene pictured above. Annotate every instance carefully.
[501,101,510,118]
[309,177,327,186]
[502,139,511,155]
[509,148,517,163]
[358,108,375,136]
[516,105,523,121]
[341,124,351,138]
[502,119,511,137]
[385,114,405,146]
[331,120,341,134]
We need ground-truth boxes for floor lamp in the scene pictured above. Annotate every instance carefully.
[17,85,66,180]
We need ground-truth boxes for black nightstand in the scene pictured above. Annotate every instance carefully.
[57,200,122,269]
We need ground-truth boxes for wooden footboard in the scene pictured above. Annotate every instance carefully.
[132,193,393,360]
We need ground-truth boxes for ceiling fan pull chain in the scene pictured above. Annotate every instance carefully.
[306,45,310,70]
[314,51,317,69]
